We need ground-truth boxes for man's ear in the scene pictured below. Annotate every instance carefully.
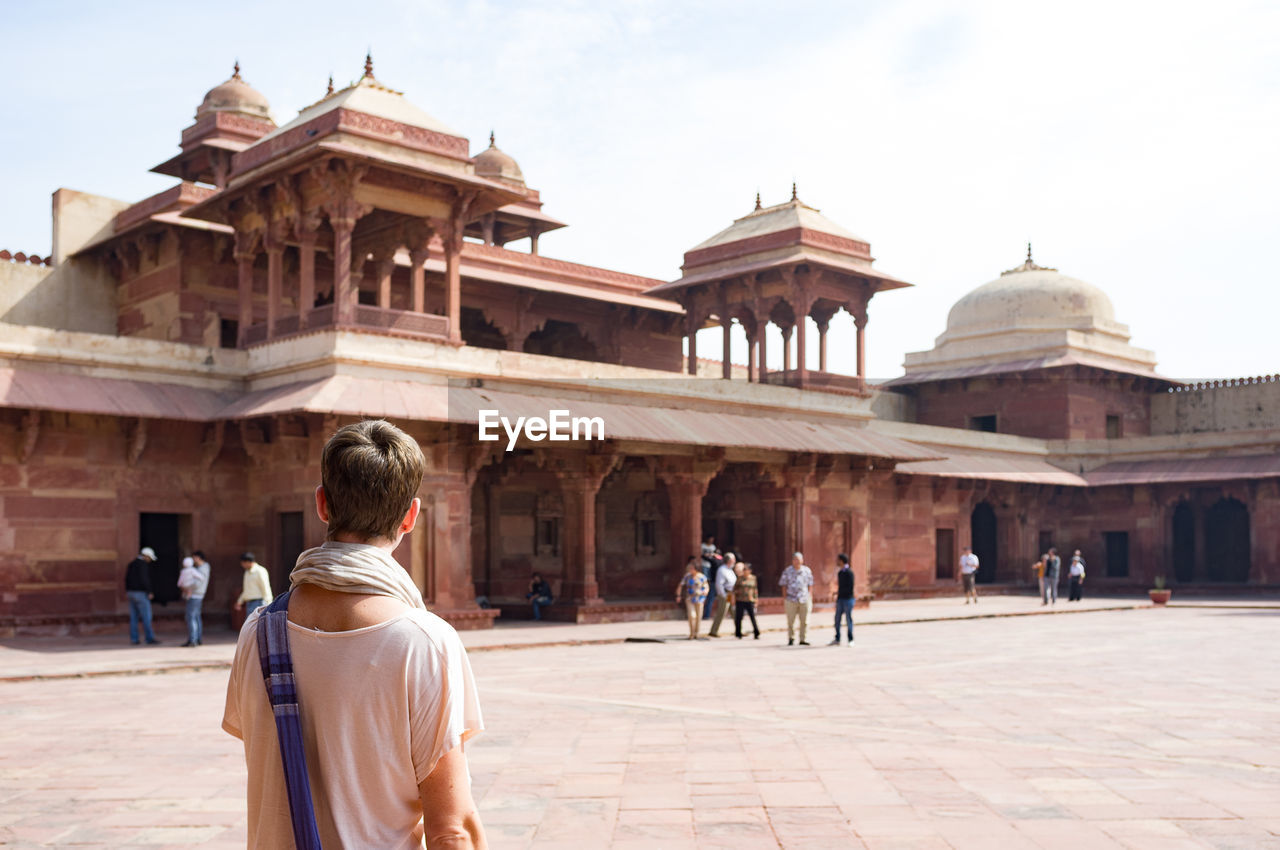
[399,497,421,535]
[315,485,330,523]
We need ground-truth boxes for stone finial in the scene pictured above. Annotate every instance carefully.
[1001,242,1057,276]
[490,130,496,147]
[791,182,798,202]
[364,51,375,79]
[232,60,241,80]
[754,191,762,211]
[326,74,334,96]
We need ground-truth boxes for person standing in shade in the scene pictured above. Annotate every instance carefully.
[830,553,855,645]
[124,547,160,645]
[1068,550,1086,601]
[234,552,273,618]
[1032,553,1047,600]
[779,552,814,646]
[675,556,709,640]
[734,562,760,639]
[959,546,980,604]
[1042,547,1062,605]
[526,572,554,621]
[708,552,737,637]
[177,552,211,646]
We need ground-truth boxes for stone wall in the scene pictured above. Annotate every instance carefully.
[1150,377,1280,434]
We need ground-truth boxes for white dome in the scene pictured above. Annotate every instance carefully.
[946,262,1116,336]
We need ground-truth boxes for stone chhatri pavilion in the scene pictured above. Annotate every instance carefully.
[1,58,1277,633]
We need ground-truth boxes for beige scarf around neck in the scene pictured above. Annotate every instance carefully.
[290,541,426,611]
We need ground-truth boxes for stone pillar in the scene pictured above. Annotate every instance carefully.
[658,455,723,576]
[376,252,395,309]
[686,315,699,375]
[816,318,829,373]
[746,332,757,382]
[330,214,357,326]
[553,453,618,605]
[410,249,428,313]
[529,226,541,255]
[297,232,317,327]
[264,234,284,339]
[782,325,794,372]
[721,316,732,379]
[758,321,769,381]
[233,231,257,347]
[795,315,807,381]
[855,314,867,383]
[442,220,463,343]
[481,213,495,246]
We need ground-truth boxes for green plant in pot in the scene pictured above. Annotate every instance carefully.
[1149,575,1172,605]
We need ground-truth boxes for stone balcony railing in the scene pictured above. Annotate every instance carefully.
[242,303,451,348]
[764,369,868,395]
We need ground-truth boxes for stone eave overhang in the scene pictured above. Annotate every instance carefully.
[229,106,471,180]
[647,248,910,298]
[683,225,872,269]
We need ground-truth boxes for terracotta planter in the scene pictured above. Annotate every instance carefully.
[1148,589,1172,605]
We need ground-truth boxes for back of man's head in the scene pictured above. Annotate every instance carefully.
[321,420,426,542]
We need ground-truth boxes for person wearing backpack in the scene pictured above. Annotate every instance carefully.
[222,420,486,848]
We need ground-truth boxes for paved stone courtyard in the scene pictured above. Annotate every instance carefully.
[2,604,1279,848]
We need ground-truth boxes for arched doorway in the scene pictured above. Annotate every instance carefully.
[1172,501,1195,583]
[1205,498,1250,582]
[970,502,998,583]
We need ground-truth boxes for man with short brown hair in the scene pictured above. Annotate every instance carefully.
[223,419,486,849]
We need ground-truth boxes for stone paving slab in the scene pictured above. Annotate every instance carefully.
[7,593,1271,681]
[3,606,1279,848]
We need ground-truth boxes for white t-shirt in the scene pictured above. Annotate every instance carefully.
[715,564,737,597]
[222,608,483,849]
[960,553,980,575]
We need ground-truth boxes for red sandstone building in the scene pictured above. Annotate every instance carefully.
[2,61,1277,633]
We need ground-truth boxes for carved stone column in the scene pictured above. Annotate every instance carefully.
[686,312,699,376]
[854,312,868,384]
[263,229,285,339]
[746,331,757,382]
[657,452,724,576]
[233,230,258,347]
[439,218,464,342]
[297,229,317,327]
[781,324,794,372]
[376,250,396,310]
[721,314,732,379]
[549,452,619,605]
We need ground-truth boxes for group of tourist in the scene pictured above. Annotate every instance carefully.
[121,549,274,646]
[675,545,857,646]
[959,545,1088,605]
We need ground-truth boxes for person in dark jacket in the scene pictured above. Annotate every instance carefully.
[526,573,554,621]
[125,547,160,645]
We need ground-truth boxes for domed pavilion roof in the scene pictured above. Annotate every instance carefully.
[945,251,1117,336]
[196,62,273,122]
[474,133,525,186]
[893,246,1162,384]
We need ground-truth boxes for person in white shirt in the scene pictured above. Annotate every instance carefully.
[959,547,980,604]
[778,552,814,645]
[1068,550,1086,601]
[708,552,738,637]
[223,419,485,849]
[234,553,273,618]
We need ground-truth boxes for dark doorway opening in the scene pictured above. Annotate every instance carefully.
[1172,502,1195,583]
[1205,498,1250,582]
[277,511,306,594]
[970,502,997,583]
[138,512,192,607]
[1104,531,1130,578]
[935,528,955,580]
[1038,530,1054,558]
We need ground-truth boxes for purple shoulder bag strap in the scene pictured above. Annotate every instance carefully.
[255,590,323,850]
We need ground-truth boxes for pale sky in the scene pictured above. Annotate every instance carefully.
[2,0,1277,380]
